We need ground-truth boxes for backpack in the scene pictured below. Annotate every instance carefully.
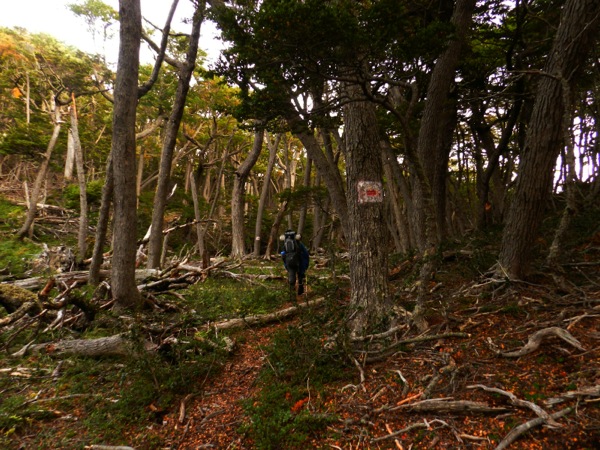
[283,231,301,271]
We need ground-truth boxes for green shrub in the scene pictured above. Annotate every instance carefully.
[62,179,104,210]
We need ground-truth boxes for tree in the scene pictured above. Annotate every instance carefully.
[16,105,63,239]
[343,84,391,335]
[253,132,280,257]
[231,127,264,258]
[498,0,600,279]
[69,94,89,265]
[146,1,206,268]
[110,0,142,309]
[211,0,396,333]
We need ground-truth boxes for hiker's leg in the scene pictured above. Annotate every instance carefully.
[288,269,297,290]
[297,271,305,295]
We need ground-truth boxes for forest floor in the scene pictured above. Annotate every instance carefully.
[0,196,599,449]
[153,262,600,449]
[2,250,599,450]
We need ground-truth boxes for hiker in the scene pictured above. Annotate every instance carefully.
[280,230,309,295]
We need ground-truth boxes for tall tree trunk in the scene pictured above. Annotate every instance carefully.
[410,0,476,330]
[297,157,312,237]
[111,0,142,309]
[412,0,476,249]
[344,84,390,336]
[291,125,349,238]
[310,173,328,252]
[382,140,415,252]
[17,104,62,239]
[70,95,89,265]
[189,169,209,268]
[253,133,280,257]
[89,153,113,286]
[147,4,205,268]
[231,128,264,259]
[89,116,166,285]
[499,0,600,279]
[264,200,288,259]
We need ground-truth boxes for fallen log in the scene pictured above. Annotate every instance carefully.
[11,333,156,358]
[210,297,326,331]
[6,269,160,291]
[0,283,39,313]
[0,301,37,327]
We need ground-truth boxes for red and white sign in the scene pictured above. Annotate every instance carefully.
[357,181,383,204]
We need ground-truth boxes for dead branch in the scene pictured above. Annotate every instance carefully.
[371,421,429,444]
[544,385,600,406]
[468,384,560,426]
[389,398,510,414]
[0,301,37,327]
[495,407,572,450]
[7,269,160,292]
[361,332,469,360]
[178,393,198,424]
[177,259,228,275]
[501,326,585,357]
[210,297,326,331]
[86,446,136,450]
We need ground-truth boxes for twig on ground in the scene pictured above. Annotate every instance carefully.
[390,398,510,414]
[371,421,429,443]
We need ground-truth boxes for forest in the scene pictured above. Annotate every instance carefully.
[0,0,598,448]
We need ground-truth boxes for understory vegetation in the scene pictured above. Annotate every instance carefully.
[0,196,598,449]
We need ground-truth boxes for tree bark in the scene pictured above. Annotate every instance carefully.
[89,153,113,286]
[498,0,600,279]
[343,84,390,336]
[110,0,143,309]
[147,3,205,268]
[253,133,280,257]
[231,128,264,259]
[70,94,89,265]
[412,0,476,248]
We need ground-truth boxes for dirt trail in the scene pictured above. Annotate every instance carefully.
[162,326,278,449]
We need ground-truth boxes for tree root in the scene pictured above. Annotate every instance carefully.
[494,407,572,450]
[468,384,560,426]
[501,326,585,357]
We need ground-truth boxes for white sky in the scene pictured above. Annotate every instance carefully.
[0,0,223,66]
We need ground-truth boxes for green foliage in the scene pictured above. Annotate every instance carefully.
[62,179,104,210]
[241,381,336,449]
[0,238,41,277]
[0,199,41,274]
[186,278,288,322]
[0,197,25,231]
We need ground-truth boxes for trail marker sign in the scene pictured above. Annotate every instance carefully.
[357,181,383,204]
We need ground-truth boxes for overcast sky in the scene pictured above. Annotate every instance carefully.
[0,0,222,66]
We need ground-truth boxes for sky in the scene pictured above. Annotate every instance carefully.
[0,0,223,66]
